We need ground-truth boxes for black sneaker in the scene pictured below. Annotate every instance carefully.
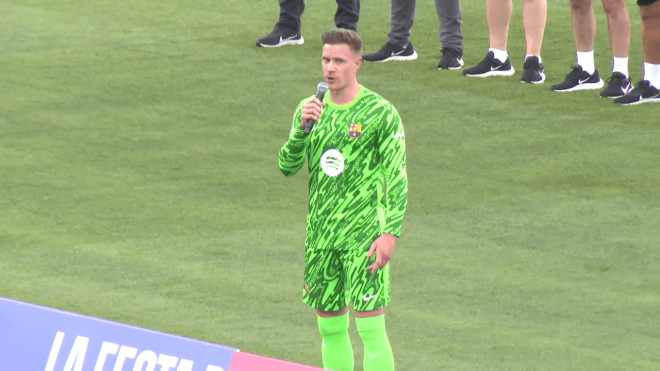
[600,72,633,98]
[613,80,660,105]
[362,42,418,62]
[437,48,464,70]
[255,28,304,48]
[550,65,604,92]
[462,51,514,77]
[520,56,545,84]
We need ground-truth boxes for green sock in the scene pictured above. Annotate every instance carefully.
[317,313,354,371]
[356,315,395,371]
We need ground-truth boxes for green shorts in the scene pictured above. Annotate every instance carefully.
[302,243,391,312]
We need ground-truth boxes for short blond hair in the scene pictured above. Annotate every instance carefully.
[321,29,363,55]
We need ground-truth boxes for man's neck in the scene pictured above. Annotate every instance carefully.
[328,81,360,105]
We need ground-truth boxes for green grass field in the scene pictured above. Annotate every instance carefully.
[1,0,659,369]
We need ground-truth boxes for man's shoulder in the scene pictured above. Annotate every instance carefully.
[360,86,390,104]
[359,86,397,112]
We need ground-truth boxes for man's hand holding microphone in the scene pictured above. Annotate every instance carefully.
[301,82,328,134]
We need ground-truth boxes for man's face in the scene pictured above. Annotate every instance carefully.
[322,43,362,90]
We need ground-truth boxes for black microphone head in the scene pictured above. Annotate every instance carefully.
[317,82,328,94]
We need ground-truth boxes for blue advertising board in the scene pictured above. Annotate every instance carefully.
[0,297,237,371]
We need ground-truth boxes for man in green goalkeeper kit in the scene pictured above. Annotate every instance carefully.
[278,28,408,371]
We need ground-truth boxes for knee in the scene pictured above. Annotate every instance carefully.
[601,0,626,16]
[570,0,592,13]
[640,5,660,22]
[317,312,350,337]
[641,13,660,23]
[355,315,386,340]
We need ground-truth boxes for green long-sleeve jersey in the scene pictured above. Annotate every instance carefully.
[279,85,408,250]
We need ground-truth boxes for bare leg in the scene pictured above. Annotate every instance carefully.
[602,0,630,58]
[613,1,660,102]
[523,0,547,56]
[486,0,512,50]
[571,0,595,51]
[640,0,660,63]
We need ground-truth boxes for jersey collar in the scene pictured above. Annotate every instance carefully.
[324,85,365,110]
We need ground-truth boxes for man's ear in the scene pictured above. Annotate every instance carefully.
[355,55,363,70]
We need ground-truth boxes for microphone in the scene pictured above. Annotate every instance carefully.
[304,82,329,134]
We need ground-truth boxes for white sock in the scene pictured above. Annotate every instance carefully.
[489,48,508,63]
[576,51,595,75]
[645,62,660,90]
[525,54,542,63]
[612,57,629,78]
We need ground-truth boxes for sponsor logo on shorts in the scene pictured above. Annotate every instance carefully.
[362,293,378,301]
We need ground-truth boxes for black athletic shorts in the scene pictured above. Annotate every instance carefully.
[638,0,658,6]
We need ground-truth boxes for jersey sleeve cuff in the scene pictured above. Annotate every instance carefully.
[383,227,401,238]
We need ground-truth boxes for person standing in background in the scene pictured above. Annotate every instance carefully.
[550,0,633,98]
[462,0,547,83]
[362,0,465,70]
[614,0,660,105]
[256,0,360,47]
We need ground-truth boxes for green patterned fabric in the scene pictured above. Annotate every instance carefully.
[279,85,408,251]
[303,245,391,311]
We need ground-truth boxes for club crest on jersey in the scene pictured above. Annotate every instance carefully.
[348,123,362,138]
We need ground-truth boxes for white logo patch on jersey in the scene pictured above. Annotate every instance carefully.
[320,149,345,176]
